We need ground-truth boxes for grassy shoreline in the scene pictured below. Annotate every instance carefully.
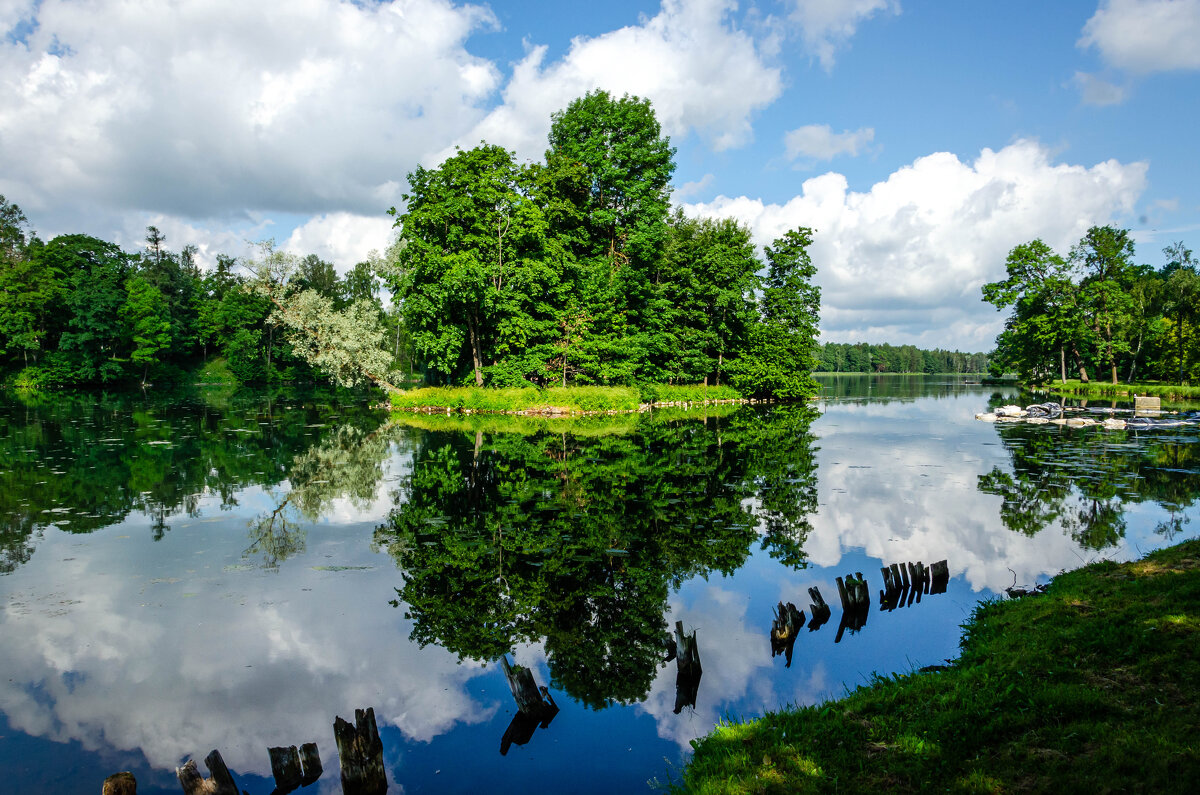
[674,538,1200,794]
[1033,379,1200,402]
[388,384,751,415]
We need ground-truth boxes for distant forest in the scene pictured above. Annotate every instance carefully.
[817,342,988,374]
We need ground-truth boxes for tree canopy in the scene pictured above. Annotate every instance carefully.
[984,226,1199,385]
[387,90,821,399]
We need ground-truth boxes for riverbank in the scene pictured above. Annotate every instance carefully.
[674,538,1200,794]
[388,384,753,414]
[1036,379,1200,402]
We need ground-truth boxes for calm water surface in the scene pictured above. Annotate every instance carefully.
[0,377,1196,793]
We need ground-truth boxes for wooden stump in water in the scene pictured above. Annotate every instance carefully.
[807,586,831,630]
[501,656,554,716]
[102,772,136,795]
[333,708,386,795]
[930,559,949,594]
[268,745,303,793]
[770,601,805,666]
[673,620,703,713]
[176,750,239,795]
[299,743,322,785]
[499,686,558,755]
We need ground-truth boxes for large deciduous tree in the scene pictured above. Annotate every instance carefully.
[731,228,821,399]
[545,90,676,383]
[391,143,555,386]
[1072,225,1137,385]
[982,239,1090,383]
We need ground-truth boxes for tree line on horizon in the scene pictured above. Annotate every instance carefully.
[983,226,1198,385]
[816,342,988,374]
[0,91,823,399]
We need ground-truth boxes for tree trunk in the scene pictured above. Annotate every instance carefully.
[1127,334,1143,383]
[1071,344,1089,383]
[1060,345,1066,384]
[466,314,484,386]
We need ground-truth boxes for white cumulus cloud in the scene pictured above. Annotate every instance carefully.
[284,212,397,272]
[684,140,1147,349]
[784,124,875,161]
[1079,0,1200,73]
[445,0,783,162]
[0,0,501,223]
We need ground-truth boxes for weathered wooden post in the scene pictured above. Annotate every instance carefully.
[673,620,703,714]
[333,708,386,795]
[770,601,805,667]
[269,746,303,793]
[299,743,322,785]
[930,559,949,594]
[102,772,136,795]
[1134,395,1161,414]
[177,750,239,795]
[501,656,548,716]
[880,565,902,610]
[807,586,831,630]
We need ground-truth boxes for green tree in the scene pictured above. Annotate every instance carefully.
[659,212,761,385]
[121,276,172,382]
[1072,226,1137,384]
[49,235,133,383]
[1161,242,1199,385]
[545,90,676,383]
[982,239,1090,383]
[731,228,821,399]
[391,143,555,386]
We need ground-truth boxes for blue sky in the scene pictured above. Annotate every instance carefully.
[1,0,1197,349]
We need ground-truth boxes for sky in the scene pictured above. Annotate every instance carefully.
[2,0,1198,350]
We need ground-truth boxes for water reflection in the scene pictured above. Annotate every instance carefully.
[0,380,1196,793]
[373,406,820,710]
[0,386,383,574]
[978,396,1200,551]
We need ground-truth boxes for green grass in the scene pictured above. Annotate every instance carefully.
[389,384,742,415]
[389,411,642,437]
[1039,379,1200,402]
[674,538,1200,794]
[643,383,744,403]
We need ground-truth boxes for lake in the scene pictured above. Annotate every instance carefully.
[1,376,1196,793]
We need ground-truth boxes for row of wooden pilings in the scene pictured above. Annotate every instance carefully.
[102,707,387,795]
[770,560,950,666]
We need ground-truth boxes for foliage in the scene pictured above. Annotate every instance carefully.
[0,93,823,396]
[271,290,394,390]
[729,229,821,400]
[121,275,173,381]
[984,228,1199,387]
[388,93,819,396]
[677,539,1200,794]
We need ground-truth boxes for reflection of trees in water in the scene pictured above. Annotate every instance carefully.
[0,386,383,573]
[978,414,1200,550]
[374,406,820,709]
[245,423,403,568]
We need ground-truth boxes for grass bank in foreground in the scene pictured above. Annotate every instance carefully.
[1038,379,1200,402]
[389,384,745,414]
[675,539,1200,794]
